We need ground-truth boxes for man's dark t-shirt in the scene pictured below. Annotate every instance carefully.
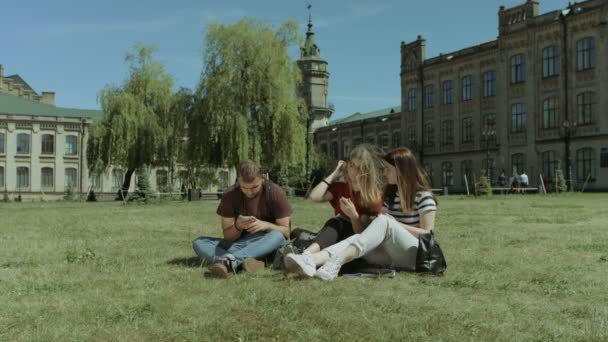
[216,181,291,223]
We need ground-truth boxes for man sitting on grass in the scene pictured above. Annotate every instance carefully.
[192,160,291,278]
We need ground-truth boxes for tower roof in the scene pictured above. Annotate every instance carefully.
[300,6,323,61]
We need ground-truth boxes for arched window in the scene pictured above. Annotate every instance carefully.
[41,134,55,154]
[41,167,54,189]
[65,135,78,155]
[112,169,124,189]
[441,162,453,186]
[0,166,4,188]
[542,46,560,77]
[576,37,595,71]
[482,71,496,97]
[17,133,30,154]
[0,132,5,154]
[542,97,560,129]
[440,121,453,146]
[511,153,526,175]
[65,168,78,189]
[542,151,559,179]
[17,167,29,189]
[462,75,473,101]
[510,54,526,83]
[408,88,417,112]
[577,92,596,125]
[576,148,596,182]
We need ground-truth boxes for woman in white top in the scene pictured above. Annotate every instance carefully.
[287,147,437,280]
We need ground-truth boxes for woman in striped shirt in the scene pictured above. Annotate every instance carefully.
[311,147,438,280]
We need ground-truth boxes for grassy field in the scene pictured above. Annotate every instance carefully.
[1,194,607,341]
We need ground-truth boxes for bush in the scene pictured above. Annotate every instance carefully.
[554,160,568,193]
[64,186,75,201]
[476,170,492,196]
[129,167,157,204]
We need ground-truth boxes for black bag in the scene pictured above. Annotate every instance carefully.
[415,231,447,275]
[272,227,319,270]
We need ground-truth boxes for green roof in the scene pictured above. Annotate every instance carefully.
[0,93,101,119]
[329,105,401,125]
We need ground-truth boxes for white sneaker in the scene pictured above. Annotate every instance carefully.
[314,257,342,281]
[284,251,316,277]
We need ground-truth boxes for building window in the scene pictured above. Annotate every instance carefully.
[441,162,453,186]
[424,84,434,109]
[440,120,453,146]
[461,117,474,143]
[342,140,350,158]
[41,134,55,154]
[424,163,434,187]
[0,166,4,188]
[600,148,608,168]
[89,172,103,191]
[576,148,595,182]
[17,167,29,188]
[65,136,78,155]
[156,170,168,192]
[424,123,434,147]
[353,137,362,147]
[461,160,473,186]
[482,71,496,97]
[320,143,328,155]
[407,127,416,146]
[330,141,339,159]
[511,54,526,83]
[408,88,417,112]
[366,136,375,145]
[542,151,559,179]
[542,46,560,78]
[482,113,497,144]
[442,80,453,104]
[65,168,78,190]
[462,75,472,101]
[112,169,124,189]
[511,153,526,175]
[0,132,5,154]
[17,133,30,154]
[576,37,595,71]
[511,103,526,133]
[391,132,400,148]
[577,92,595,125]
[542,97,560,129]
[41,167,54,188]
[482,158,495,183]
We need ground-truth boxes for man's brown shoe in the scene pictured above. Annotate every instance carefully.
[242,258,265,273]
[208,261,229,278]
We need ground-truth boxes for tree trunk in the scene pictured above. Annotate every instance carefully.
[115,168,135,201]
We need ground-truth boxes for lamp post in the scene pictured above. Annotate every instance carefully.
[562,119,577,191]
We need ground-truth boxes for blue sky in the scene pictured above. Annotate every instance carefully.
[2,0,567,121]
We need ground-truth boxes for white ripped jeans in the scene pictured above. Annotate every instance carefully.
[323,214,419,270]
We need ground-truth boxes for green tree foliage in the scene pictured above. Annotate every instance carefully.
[87,44,174,199]
[188,19,306,174]
[129,167,156,203]
[476,170,493,196]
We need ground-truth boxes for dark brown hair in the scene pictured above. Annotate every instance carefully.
[238,160,262,182]
[383,147,434,212]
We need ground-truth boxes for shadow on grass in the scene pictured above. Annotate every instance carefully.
[166,256,203,268]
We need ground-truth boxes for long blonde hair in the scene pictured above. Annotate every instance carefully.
[383,147,434,212]
[347,144,385,209]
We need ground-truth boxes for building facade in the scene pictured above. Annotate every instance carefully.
[0,66,233,200]
[315,0,608,192]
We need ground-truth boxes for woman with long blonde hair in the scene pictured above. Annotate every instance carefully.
[304,147,438,280]
[284,144,384,276]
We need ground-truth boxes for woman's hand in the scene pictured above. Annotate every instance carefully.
[339,197,359,220]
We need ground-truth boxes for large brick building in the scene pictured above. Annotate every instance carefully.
[314,0,608,192]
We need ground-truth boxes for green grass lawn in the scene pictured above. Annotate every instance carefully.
[1,194,607,341]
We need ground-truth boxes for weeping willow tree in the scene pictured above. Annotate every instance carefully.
[87,44,174,199]
[188,19,306,175]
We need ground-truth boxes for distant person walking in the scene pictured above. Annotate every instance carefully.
[520,171,529,193]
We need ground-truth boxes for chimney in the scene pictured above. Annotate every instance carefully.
[41,91,56,106]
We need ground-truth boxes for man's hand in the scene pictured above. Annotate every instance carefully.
[243,217,269,234]
[236,215,256,231]
[339,197,358,220]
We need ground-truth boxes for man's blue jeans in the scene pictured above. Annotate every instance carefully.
[192,231,286,269]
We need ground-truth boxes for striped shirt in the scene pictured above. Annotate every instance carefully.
[382,191,437,228]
